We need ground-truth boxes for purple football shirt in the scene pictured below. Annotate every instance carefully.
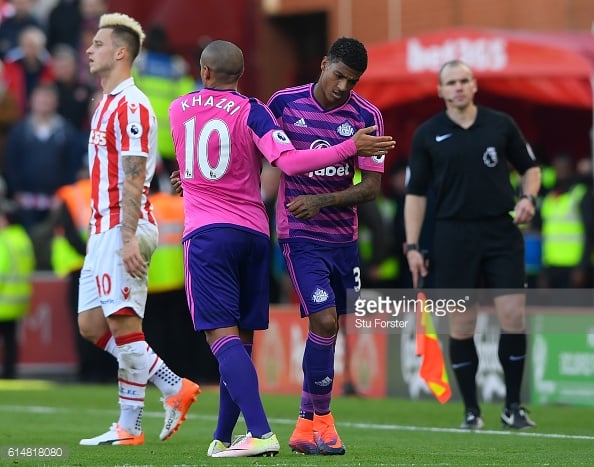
[268,84,385,243]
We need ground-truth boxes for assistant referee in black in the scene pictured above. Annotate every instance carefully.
[404,59,541,430]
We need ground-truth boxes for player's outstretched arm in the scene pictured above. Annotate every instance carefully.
[271,126,394,176]
[352,125,395,156]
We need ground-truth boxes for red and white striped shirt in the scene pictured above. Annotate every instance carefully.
[88,77,158,234]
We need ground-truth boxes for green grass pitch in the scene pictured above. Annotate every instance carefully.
[0,381,593,466]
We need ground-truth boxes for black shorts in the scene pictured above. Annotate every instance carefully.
[433,215,525,289]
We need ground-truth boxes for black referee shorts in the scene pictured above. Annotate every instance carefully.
[433,215,525,289]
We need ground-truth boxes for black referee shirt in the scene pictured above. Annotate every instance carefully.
[407,106,537,220]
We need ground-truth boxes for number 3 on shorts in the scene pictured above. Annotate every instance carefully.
[353,266,361,292]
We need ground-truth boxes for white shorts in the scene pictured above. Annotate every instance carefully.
[78,221,158,317]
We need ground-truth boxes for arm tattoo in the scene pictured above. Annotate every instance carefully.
[121,155,146,242]
[314,171,382,209]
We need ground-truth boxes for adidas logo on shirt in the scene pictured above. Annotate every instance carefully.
[314,376,333,387]
[294,118,307,127]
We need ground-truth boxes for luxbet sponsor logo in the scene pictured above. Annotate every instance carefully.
[354,295,468,318]
[308,163,350,178]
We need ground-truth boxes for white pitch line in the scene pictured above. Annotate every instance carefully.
[2,405,594,441]
[339,421,594,440]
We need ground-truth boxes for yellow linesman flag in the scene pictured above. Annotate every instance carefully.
[416,291,452,403]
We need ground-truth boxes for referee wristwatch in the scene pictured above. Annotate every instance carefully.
[520,194,537,208]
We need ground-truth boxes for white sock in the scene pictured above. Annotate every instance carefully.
[150,362,182,398]
[104,336,182,397]
[116,340,149,432]
[118,405,143,436]
[104,336,118,356]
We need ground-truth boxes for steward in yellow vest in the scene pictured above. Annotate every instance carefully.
[358,199,399,287]
[0,183,35,378]
[541,184,586,267]
[147,190,185,293]
[0,222,35,320]
[538,180,593,288]
[354,170,398,288]
[51,178,90,278]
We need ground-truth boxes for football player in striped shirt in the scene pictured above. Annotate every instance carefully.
[169,39,393,457]
[267,37,386,455]
[77,12,199,447]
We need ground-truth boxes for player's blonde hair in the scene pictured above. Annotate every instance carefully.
[99,12,146,46]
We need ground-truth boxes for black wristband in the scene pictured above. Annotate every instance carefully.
[520,194,537,208]
[405,243,419,253]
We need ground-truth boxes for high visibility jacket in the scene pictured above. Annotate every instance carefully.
[0,224,35,321]
[148,192,185,292]
[133,52,195,160]
[541,184,587,267]
[354,169,399,282]
[51,179,91,277]
[359,214,399,281]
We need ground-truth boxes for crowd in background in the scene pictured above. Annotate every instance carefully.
[0,0,213,382]
[0,0,201,241]
[0,0,593,381]
[0,0,591,289]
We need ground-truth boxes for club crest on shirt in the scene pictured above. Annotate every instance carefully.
[126,122,143,139]
[483,147,498,167]
[272,130,292,145]
[311,287,329,304]
[337,122,355,137]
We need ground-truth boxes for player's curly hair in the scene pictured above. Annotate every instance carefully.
[327,37,368,73]
[99,13,145,60]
